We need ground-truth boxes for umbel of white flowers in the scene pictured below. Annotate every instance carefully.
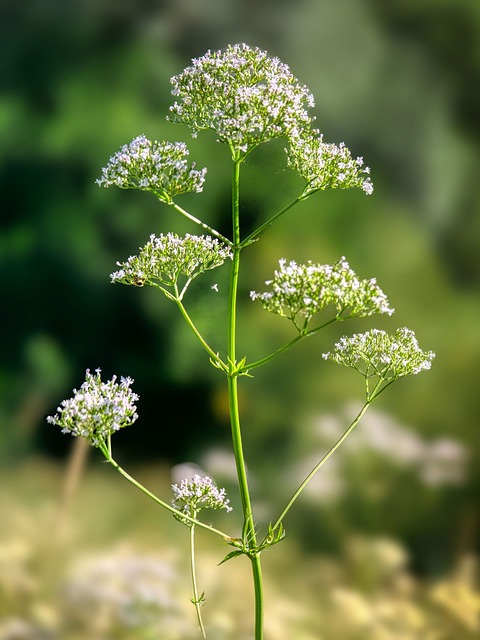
[46,369,139,447]
[168,43,315,155]
[168,44,373,194]
[323,328,436,381]
[171,475,232,527]
[96,135,207,202]
[111,233,233,294]
[287,129,373,196]
[250,257,393,330]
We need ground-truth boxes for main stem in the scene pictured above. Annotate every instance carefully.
[228,158,264,640]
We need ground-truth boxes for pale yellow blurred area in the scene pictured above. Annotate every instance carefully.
[0,459,478,639]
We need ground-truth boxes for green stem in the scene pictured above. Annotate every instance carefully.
[246,333,304,372]
[97,444,231,541]
[242,317,339,373]
[170,201,233,247]
[190,521,207,638]
[271,400,373,532]
[240,195,303,247]
[174,295,227,371]
[227,158,263,639]
[227,375,254,528]
[251,554,264,640]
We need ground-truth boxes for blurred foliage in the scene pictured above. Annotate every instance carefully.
[1,0,479,577]
[0,460,479,639]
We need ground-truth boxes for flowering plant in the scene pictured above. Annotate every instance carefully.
[48,44,434,639]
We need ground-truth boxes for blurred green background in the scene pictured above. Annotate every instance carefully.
[1,0,479,637]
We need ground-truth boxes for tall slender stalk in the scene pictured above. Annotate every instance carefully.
[189,521,207,638]
[48,43,438,640]
[227,158,264,640]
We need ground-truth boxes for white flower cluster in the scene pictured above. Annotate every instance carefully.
[250,257,393,330]
[111,233,233,291]
[46,369,139,447]
[169,43,315,155]
[322,328,435,381]
[287,129,373,196]
[96,135,207,201]
[63,549,180,632]
[171,474,232,525]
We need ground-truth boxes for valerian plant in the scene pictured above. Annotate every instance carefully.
[47,43,434,639]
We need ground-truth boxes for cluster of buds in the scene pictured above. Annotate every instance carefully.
[111,233,233,295]
[171,475,232,526]
[250,257,393,330]
[96,135,207,202]
[323,328,435,383]
[46,369,139,448]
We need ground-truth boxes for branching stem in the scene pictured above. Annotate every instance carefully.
[242,317,338,373]
[97,442,232,541]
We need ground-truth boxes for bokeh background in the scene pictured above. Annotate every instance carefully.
[1,0,479,638]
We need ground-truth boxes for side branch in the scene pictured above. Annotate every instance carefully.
[241,317,339,373]
[98,442,232,541]
[270,400,372,533]
[240,195,303,247]
[174,295,228,372]
[170,201,233,247]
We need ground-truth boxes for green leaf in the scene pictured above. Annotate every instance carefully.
[218,550,244,565]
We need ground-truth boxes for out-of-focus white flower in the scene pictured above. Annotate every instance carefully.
[63,548,185,633]
[420,438,468,487]
[312,406,468,489]
[201,448,239,483]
